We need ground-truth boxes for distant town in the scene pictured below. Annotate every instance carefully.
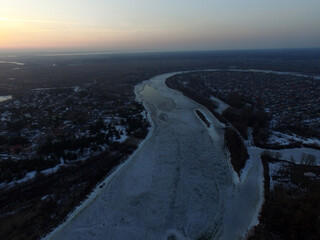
[168,70,320,146]
[0,77,151,239]
[0,84,149,184]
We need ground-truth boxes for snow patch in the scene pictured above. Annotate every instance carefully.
[268,161,285,190]
[268,148,320,166]
[210,95,229,114]
[268,131,320,147]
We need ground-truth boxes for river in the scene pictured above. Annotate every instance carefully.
[44,71,265,240]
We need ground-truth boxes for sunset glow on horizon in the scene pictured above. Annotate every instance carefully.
[1,0,320,52]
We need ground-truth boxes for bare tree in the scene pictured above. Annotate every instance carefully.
[300,153,306,165]
[306,154,316,166]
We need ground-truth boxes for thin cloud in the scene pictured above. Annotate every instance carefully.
[0,17,78,25]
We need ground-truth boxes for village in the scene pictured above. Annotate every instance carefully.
[0,84,149,184]
[173,70,320,139]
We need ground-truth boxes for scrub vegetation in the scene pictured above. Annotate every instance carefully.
[248,152,320,240]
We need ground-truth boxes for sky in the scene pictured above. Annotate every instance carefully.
[0,0,320,52]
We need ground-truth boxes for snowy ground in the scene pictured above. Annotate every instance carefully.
[267,148,320,166]
[44,72,264,240]
[268,131,320,147]
[222,146,264,240]
[210,95,229,114]
[268,161,293,191]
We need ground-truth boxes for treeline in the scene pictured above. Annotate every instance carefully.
[224,127,249,175]
[214,92,250,109]
[37,114,148,159]
[166,77,219,115]
[221,102,270,146]
[0,158,59,183]
[167,75,271,147]
[38,133,114,157]
[1,118,149,184]
[166,77,250,175]
[0,138,142,240]
[248,152,320,240]
[283,125,320,142]
[166,75,231,125]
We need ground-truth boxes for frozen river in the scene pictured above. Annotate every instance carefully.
[45,72,263,240]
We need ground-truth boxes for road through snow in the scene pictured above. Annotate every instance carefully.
[45,72,263,240]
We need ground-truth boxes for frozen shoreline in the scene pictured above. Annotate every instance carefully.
[43,71,236,240]
[43,82,156,240]
[45,70,296,240]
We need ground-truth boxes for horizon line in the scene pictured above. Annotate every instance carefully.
[0,47,320,57]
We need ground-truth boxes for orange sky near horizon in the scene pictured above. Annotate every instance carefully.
[0,18,124,49]
[0,17,233,51]
[1,0,320,51]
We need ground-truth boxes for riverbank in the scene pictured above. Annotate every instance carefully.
[165,71,265,239]
[42,72,236,240]
[166,69,320,239]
